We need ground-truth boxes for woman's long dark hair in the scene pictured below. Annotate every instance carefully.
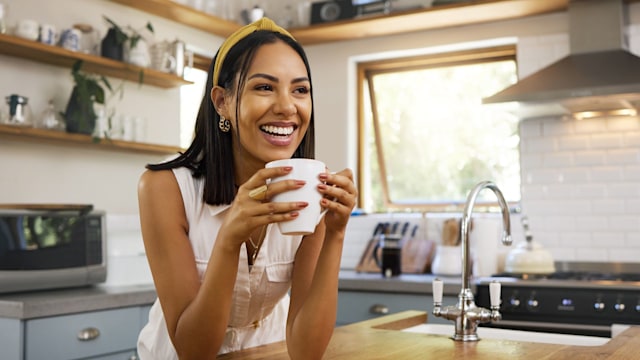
[147,31,315,205]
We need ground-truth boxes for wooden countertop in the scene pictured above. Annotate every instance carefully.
[218,310,640,359]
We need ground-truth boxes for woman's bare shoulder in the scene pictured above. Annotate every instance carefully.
[138,168,178,194]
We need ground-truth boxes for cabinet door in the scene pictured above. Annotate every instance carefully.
[0,318,23,360]
[25,307,140,360]
[337,291,457,326]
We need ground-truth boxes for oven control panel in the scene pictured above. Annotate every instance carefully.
[476,284,640,327]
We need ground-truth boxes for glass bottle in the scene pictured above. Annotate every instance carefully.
[38,99,64,131]
[0,3,7,35]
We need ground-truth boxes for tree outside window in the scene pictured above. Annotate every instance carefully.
[358,46,520,213]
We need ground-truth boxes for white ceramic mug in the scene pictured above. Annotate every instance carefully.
[39,23,57,45]
[266,158,328,236]
[15,19,39,40]
[60,28,81,51]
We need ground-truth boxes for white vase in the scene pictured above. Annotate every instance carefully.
[431,245,462,276]
[127,39,151,68]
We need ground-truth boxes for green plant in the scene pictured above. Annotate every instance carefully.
[103,16,154,49]
[62,60,115,135]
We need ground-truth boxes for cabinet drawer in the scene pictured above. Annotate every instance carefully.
[337,291,457,326]
[25,307,140,360]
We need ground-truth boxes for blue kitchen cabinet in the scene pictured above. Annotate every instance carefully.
[0,304,151,360]
[337,290,457,326]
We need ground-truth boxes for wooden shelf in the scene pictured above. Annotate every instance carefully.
[290,0,569,45]
[109,0,241,37]
[108,0,569,45]
[0,33,192,88]
[0,124,184,155]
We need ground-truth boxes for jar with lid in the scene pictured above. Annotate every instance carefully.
[4,94,32,127]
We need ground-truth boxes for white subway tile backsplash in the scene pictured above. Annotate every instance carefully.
[523,137,557,153]
[591,199,626,214]
[543,120,574,136]
[624,165,640,180]
[573,118,607,134]
[575,248,609,262]
[623,132,640,146]
[574,216,610,232]
[519,119,542,137]
[590,133,624,149]
[549,248,576,261]
[519,112,640,262]
[608,215,640,231]
[534,216,576,232]
[606,117,640,131]
[573,184,607,199]
[543,152,574,168]
[589,167,624,182]
[558,135,589,151]
[626,199,640,212]
[607,248,640,262]
[609,183,640,198]
[519,153,543,169]
[625,233,640,245]
[590,232,626,247]
[573,151,606,166]
[559,232,593,247]
[606,149,640,165]
[561,168,591,182]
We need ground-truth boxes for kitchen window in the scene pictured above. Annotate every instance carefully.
[357,45,521,212]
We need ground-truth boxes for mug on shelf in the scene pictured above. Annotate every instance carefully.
[15,19,39,40]
[39,23,58,46]
[60,28,82,51]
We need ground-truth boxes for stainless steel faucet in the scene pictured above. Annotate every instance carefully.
[432,181,512,341]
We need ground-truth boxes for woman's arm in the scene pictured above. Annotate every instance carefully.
[139,166,306,358]
[286,169,357,359]
[138,170,241,359]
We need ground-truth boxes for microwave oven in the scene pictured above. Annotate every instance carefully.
[0,204,107,294]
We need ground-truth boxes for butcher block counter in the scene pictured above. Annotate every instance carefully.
[218,310,640,359]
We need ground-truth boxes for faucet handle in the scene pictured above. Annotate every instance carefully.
[489,281,501,309]
[432,278,443,304]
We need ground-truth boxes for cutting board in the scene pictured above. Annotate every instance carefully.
[401,238,435,274]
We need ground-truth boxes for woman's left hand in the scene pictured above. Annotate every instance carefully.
[317,169,357,232]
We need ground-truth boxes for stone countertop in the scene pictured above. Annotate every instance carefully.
[0,271,459,320]
[0,283,157,320]
[339,270,463,296]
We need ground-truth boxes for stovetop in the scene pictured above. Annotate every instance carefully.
[477,262,640,290]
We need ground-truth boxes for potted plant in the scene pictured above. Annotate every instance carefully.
[101,16,154,64]
[62,60,113,135]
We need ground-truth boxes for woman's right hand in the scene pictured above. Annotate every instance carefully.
[217,165,308,247]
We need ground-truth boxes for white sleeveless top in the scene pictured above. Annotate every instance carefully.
[137,167,303,358]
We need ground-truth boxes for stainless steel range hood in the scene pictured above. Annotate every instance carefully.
[483,0,640,118]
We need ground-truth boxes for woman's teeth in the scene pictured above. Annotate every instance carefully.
[260,125,294,136]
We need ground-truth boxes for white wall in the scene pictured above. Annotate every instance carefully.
[0,0,219,214]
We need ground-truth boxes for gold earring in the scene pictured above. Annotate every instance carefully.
[218,115,230,132]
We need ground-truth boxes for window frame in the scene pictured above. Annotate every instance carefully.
[356,45,519,212]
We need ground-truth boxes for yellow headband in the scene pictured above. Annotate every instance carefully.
[213,17,295,86]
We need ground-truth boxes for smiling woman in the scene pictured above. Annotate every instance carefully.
[358,45,521,212]
[136,17,357,359]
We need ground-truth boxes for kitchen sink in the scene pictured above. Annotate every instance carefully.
[402,323,629,346]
